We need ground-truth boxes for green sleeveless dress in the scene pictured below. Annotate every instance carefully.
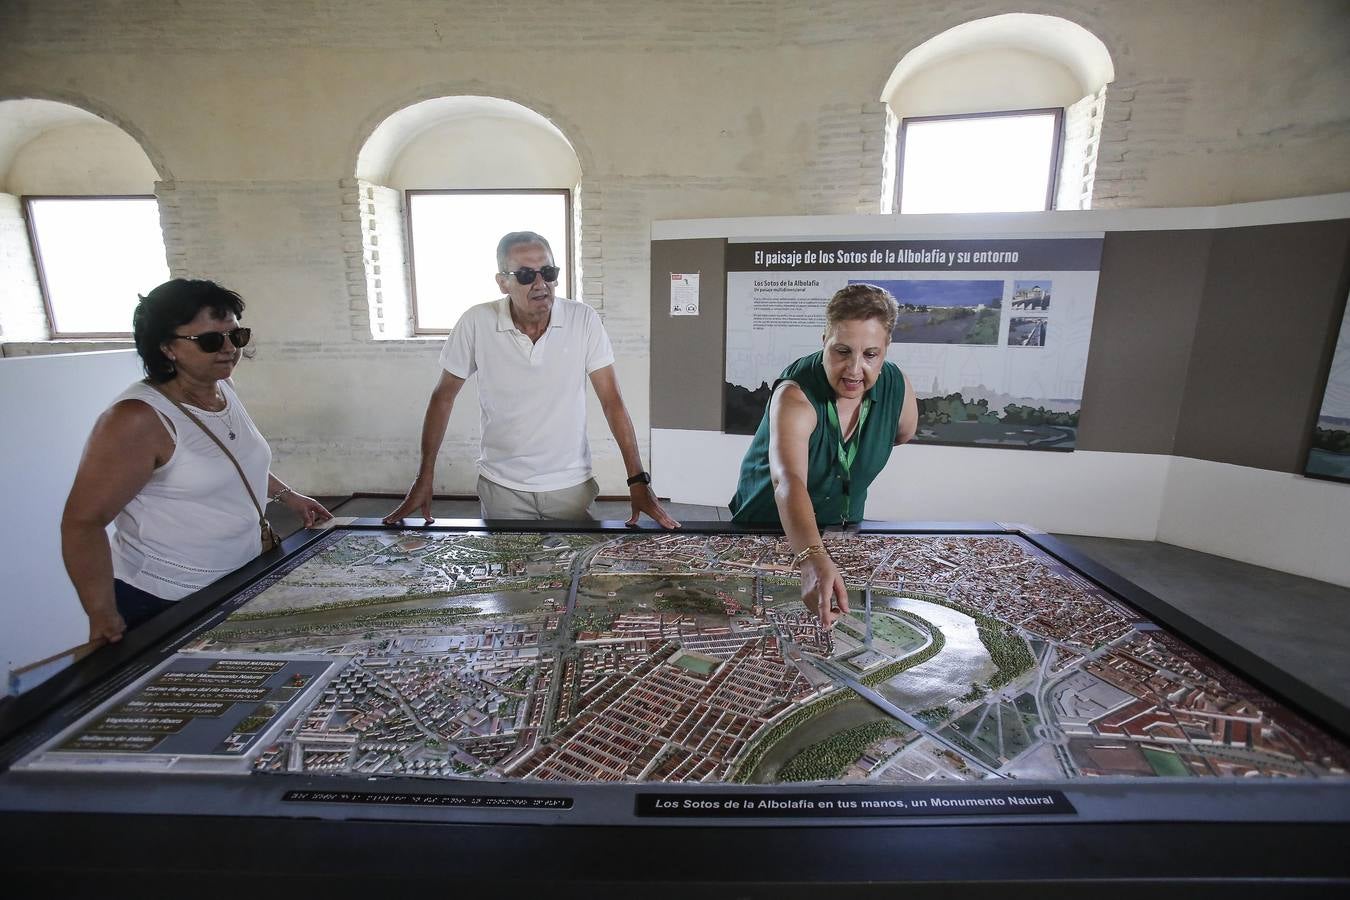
[729,351,905,526]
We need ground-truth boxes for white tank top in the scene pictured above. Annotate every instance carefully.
[110,380,272,600]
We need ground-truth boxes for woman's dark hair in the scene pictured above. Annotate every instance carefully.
[133,279,246,383]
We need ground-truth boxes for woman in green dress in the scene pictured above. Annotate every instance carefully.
[729,283,918,627]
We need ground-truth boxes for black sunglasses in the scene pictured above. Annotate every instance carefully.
[171,327,252,353]
[500,265,560,285]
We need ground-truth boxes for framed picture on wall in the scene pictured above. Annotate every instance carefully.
[1305,289,1350,483]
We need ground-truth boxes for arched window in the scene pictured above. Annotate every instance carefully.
[354,96,582,337]
[881,14,1115,214]
[0,99,168,342]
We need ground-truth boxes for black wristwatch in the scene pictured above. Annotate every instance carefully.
[626,471,652,487]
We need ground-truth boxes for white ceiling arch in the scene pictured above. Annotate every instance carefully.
[356,95,580,185]
[882,13,1115,103]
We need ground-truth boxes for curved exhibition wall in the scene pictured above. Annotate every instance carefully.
[649,193,1350,587]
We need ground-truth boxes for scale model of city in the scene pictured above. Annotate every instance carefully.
[32,530,1350,783]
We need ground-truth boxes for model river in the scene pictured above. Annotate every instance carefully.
[873,595,996,709]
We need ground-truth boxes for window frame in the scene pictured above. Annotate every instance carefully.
[404,188,575,336]
[894,107,1065,215]
[22,193,165,339]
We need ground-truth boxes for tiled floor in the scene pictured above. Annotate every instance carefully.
[273,496,1350,707]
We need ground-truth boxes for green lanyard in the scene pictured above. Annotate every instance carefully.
[825,397,871,522]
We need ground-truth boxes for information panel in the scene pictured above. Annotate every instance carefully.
[724,237,1103,449]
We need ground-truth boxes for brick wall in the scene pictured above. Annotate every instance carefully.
[1,0,1347,492]
[0,193,47,342]
[1058,87,1108,211]
[351,180,410,339]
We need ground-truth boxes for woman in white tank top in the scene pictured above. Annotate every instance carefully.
[61,279,332,645]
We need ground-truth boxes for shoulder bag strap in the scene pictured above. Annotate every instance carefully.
[152,385,268,528]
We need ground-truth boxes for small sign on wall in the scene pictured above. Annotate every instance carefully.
[670,273,700,316]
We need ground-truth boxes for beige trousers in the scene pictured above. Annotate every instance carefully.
[477,475,600,521]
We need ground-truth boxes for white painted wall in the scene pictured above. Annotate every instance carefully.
[887,48,1084,119]
[0,349,143,690]
[881,12,1115,103]
[5,122,159,196]
[388,116,581,190]
[1158,457,1350,589]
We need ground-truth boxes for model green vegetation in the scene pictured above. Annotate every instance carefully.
[671,653,719,676]
[837,612,923,655]
[234,714,270,733]
[578,574,753,617]
[776,720,909,782]
[214,606,485,641]
[351,606,483,625]
[977,622,1035,689]
[498,666,534,692]
[730,614,943,783]
[762,575,804,595]
[730,689,850,783]
[942,698,1037,766]
[1143,746,1192,777]
[868,611,927,654]
[957,683,988,704]
[465,532,588,550]
[571,608,616,636]
[858,613,944,688]
[652,589,729,615]
[918,705,952,725]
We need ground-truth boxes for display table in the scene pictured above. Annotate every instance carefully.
[3,519,1347,892]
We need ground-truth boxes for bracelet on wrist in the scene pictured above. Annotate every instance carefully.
[269,487,294,504]
[792,545,828,568]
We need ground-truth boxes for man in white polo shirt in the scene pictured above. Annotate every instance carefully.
[384,231,679,527]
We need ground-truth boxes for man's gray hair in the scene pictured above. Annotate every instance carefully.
[496,231,554,271]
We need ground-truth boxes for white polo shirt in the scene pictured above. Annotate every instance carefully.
[439,296,615,492]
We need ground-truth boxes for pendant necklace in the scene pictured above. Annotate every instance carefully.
[188,390,237,440]
[215,404,238,441]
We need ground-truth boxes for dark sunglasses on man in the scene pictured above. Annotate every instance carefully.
[500,265,560,285]
[171,327,252,353]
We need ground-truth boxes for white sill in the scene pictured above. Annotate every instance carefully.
[0,339,135,358]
